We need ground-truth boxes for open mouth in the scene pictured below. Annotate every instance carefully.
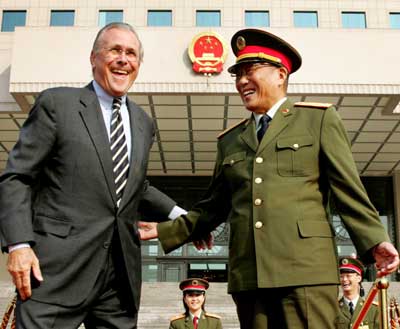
[112,69,129,77]
[242,89,255,98]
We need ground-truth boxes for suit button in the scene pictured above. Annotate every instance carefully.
[255,177,262,184]
[255,157,263,164]
[255,221,263,229]
[103,242,110,249]
[254,198,262,206]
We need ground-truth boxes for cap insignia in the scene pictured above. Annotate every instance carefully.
[342,259,349,265]
[236,36,246,50]
[192,280,198,286]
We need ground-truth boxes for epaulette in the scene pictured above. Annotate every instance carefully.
[170,314,185,322]
[218,118,248,139]
[205,312,221,319]
[294,102,332,109]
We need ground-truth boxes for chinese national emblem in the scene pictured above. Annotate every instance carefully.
[188,32,228,76]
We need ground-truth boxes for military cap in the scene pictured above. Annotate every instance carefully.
[179,278,209,293]
[228,28,302,74]
[339,257,364,277]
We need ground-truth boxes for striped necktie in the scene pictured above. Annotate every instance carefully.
[257,114,271,142]
[110,97,129,207]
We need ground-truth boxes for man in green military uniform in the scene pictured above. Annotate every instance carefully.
[139,28,399,329]
[169,278,222,329]
[337,257,379,329]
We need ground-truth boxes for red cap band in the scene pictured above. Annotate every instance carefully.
[237,45,292,73]
[183,285,206,291]
[340,264,362,276]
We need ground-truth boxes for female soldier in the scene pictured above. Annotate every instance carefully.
[169,278,223,329]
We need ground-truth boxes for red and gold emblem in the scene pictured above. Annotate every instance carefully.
[188,32,228,75]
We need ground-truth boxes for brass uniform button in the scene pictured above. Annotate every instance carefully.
[255,177,262,184]
[254,199,262,206]
[255,157,263,164]
[255,221,263,229]
[293,143,299,149]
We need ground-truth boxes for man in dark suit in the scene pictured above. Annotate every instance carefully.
[0,22,185,328]
[139,29,399,329]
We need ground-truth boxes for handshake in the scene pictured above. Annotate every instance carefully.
[138,221,214,250]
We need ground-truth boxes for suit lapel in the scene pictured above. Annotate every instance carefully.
[185,315,193,329]
[118,99,145,211]
[240,117,258,153]
[198,313,207,329]
[257,98,294,154]
[353,298,364,321]
[339,298,352,320]
[78,84,116,204]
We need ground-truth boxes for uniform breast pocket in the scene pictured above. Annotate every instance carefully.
[276,135,315,176]
[222,151,251,182]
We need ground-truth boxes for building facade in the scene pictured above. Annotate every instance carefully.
[0,0,400,282]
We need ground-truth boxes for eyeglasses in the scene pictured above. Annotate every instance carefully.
[340,273,359,279]
[231,63,278,81]
[103,47,139,62]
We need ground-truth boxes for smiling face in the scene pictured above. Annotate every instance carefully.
[234,62,287,114]
[90,27,141,97]
[340,271,361,297]
[183,292,205,314]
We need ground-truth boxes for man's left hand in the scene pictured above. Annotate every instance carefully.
[193,233,214,250]
[373,241,399,277]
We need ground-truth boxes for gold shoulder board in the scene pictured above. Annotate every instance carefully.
[170,314,185,322]
[294,102,332,109]
[205,312,221,319]
[218,118,248,139]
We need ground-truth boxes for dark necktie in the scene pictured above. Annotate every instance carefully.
[110,97,129,207]
[348,301,354,315]
[193,316,198,329]
[257,114,271,142]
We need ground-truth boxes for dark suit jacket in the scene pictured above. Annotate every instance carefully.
[0,83,175,309]
[337,297,379,329]
[158,99,390,294]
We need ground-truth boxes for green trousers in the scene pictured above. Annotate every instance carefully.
[232,284,339,329]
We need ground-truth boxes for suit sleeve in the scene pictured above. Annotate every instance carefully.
[320,106,390,261]
[0,90,57,251]
[158,142,231,253]
[138,179,176,221]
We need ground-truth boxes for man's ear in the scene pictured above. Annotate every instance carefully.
[278,66,288,83]
[90,51,95,69]
[356,274,362,283]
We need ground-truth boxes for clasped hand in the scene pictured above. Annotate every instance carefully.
[137,221,214,250]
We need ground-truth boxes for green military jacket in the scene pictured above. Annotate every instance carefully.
[169,312,222,329]
[158,99,389,294]
[336,297,379,329]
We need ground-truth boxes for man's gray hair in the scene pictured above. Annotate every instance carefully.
[92,22,144,62]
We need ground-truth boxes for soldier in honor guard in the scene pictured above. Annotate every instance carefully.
[169,278,222,329]
[337,257,379,329]
[139,28,399,329]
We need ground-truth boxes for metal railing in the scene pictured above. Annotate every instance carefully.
[352,277,389,329]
